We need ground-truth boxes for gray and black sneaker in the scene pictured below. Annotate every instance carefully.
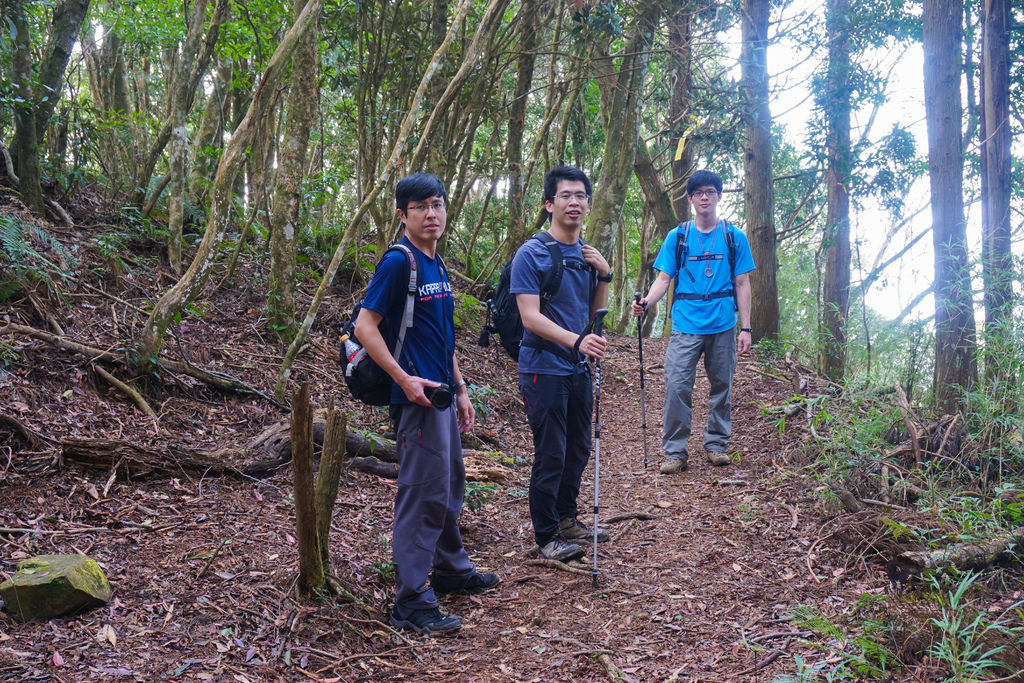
[431,571,500,595]
[559,517,610,543]
[389,604,461,634]
[538,534,585,562]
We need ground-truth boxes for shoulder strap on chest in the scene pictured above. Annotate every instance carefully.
[385,243,417,362]
[532,231,564,304]
[674,222,694,285]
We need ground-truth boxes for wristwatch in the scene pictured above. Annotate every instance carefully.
[740,327,752,333]
[452,379,468,392]
[597,272,613,283]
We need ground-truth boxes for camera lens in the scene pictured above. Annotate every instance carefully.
[427,384,452,410]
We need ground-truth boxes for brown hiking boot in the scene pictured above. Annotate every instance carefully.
[659,458,688,474]
[706,451,731,466]
[559,517,609,543]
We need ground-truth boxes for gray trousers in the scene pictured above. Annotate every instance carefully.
[662,330,736,460]
[392,404,474,609]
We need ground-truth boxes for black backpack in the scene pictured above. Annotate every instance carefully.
[479,231,592,361]
[673,220,739,310]
[340,244,418,405]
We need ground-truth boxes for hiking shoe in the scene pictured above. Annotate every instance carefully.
[559,517,609,543]
[388,604,461,634]
[707,451,731,466]
[659,458,688,474]
[431,571,500,595]
[538,535,585,562]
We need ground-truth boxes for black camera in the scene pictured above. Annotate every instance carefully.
[425,383,453,410]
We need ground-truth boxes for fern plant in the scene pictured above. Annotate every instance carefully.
[0,214,77,300]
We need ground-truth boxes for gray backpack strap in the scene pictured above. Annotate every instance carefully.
[389,244,417,364]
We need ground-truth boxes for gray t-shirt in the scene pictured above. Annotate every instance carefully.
[509,234,594,375]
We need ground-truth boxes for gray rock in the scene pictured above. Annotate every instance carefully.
[0,554,113,622]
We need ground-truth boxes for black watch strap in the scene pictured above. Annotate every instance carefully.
[597,272,612,283]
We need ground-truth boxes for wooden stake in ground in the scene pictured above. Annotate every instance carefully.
[291,382,325,595]
[314,405,347,570]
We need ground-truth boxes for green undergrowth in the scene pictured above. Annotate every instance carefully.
[756,334,1024,680]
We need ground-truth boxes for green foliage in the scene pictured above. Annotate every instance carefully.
[466,383,498,422]
[926,572,1023,681]
[463,481,498,512]
[453,292,486,331]
[0,214,77,300]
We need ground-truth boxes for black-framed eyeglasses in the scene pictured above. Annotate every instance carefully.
[553,192,590,203]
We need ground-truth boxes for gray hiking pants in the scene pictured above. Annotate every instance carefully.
[391,404,474,609]
[662,330,736,461]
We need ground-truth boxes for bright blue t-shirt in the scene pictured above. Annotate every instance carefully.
[653,221,756,335]
[509,234,594,375]
[361,238,455,405]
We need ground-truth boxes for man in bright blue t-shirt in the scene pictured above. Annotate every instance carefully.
[632,170,755,474]
[355,173,498,634]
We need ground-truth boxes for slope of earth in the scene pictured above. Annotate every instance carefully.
[2,215,905,681]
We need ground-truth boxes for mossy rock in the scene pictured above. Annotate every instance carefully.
[0,554,113,622]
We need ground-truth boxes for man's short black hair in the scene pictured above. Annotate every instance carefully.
[543,166,593,204]
[396,172,447,212]
[686,170,723,196]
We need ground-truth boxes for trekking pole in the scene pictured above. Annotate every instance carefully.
[634,293,650,470]
[591,308,608,589]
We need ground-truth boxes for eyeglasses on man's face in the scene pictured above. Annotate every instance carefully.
[553,192,590,203]
[690,189,719,199]
[407,201,446,213]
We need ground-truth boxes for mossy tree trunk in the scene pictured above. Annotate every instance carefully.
[267,0,320,341]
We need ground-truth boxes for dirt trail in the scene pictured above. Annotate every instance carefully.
[0,324,872,681]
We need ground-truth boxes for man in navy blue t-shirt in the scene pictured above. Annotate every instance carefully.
[510,166,612,563]
[355,173,498,634]
[632,170,755,475]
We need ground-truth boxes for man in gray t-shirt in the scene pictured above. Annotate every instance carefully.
[510,166,612,563]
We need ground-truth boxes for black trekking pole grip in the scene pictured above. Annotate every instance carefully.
[593,308,608,337]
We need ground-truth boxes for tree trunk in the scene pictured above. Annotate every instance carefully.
[290,384,326,596]
[190,58,231,210]
[33,0,92,143]
[504,0,540,260]
[138,0,323,367]
[820,0,852,381]
[740,0,779,342]
[668,4,695,220]
[922,0,977,412]
[586,8,661,259]
[267,0,320,341]
[131,0,231,209]
[981,0,1012,383]
[4,0,44,215]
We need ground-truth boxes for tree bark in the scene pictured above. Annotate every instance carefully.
[267,0,320,341]
[4,0,44,215]
[740,0,779,342]
[504,0,540,260]
[888,526,1024,583]
[820,0,852,381]
[138,0,323,367]
[922,0,977,413]
[314,408,346,570]
[981,0,1012,383]
[668,4,695,220]
[291,384,326,595]
[586,6,661,259]
[33,0,91,142]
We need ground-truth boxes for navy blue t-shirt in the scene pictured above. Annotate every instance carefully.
[361,238,455,405]
[509,234,593,375]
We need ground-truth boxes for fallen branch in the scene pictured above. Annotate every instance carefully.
[887,526,1024,584]
[605,511,656,524]
[93,365,158,420]
[348,456,398,479]
[61,438,247,478]
[524,559,591,576]
[597,653,631,683]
